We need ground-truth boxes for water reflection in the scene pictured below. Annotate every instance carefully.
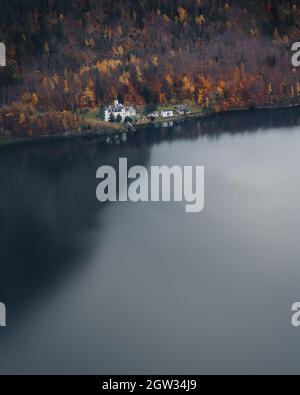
[0,107,300,373]
[137,106,300,144]
[0,139,151,317]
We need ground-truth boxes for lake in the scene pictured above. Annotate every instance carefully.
[0,108,300,374]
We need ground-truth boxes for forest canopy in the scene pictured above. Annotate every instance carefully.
[0,0,300,135]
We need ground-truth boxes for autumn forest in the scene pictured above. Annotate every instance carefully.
[0,0,300,136]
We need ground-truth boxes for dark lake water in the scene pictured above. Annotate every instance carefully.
[1,108,300,374]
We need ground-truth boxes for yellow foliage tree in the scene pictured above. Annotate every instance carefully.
[44,42,49,55]
[205,97,210,109]
[178,7,188,23]
[95,59,121,75]
[31,93,39,106]
[159,92,166,103]
[216,80,226,97]
[119,71,130,86]
[80,79,95,107]
[195,14,205,25]
[182,76,195,96]
[165,74,173,86]
[163,14,170,23]
[52,74,59,85]
[19,112,26,126]
[64,80,69,94]
[152,56,158,67]
[267,82,273,96]
[136,65,143,82]
[112,45,124,56]
[130,55,140,65]
[197,89,204,106]
[200,76,211,95]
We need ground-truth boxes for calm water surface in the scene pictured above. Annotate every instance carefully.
[1,108,300,374]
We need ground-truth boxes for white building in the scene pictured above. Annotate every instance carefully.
[161,110,174,118]
[175,105,190,114]
[104,100,137,122]
[148,111,159,118]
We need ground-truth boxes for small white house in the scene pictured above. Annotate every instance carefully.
[175,105,190,114]
[161,110,174,118]
[104,100,137,122]
[148,111,159,118]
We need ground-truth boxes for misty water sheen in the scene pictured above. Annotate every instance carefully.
[1,108,300,374]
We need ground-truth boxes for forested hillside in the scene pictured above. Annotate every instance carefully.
[0,0,300,135]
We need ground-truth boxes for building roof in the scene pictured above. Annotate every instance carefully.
[105,103,136,112]
[175,104,189,110]
[105,104,123,112]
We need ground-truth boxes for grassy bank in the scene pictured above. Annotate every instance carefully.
[1,102,300,149]
[80,109,126,132]
[0,136,38,147]
[79,103,203,130]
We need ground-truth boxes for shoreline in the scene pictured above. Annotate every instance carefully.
[1,103,300,149]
